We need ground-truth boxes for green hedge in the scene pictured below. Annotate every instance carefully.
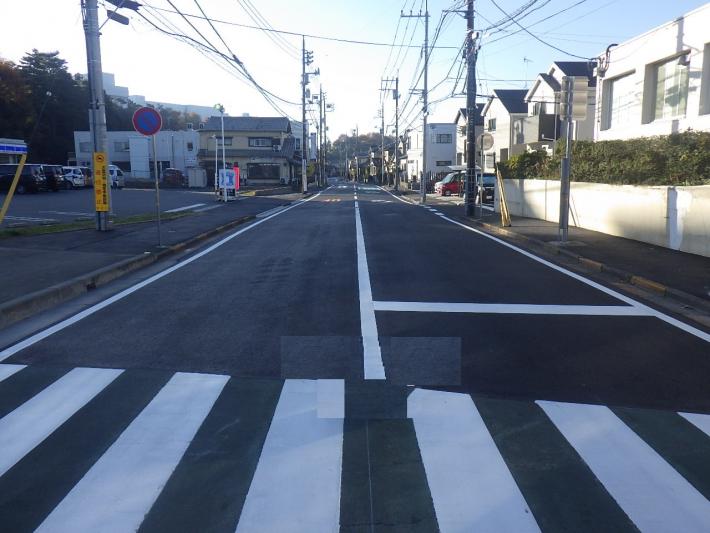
[497,131,710,186]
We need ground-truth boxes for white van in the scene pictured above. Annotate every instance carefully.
[62,166,89,188]
[108,165,125,189]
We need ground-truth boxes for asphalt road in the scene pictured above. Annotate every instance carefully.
[0,187,221,226]
[0,179,708,532]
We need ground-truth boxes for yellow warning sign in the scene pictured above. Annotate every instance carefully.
[93,152,109,212]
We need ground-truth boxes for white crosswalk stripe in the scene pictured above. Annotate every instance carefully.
[0,367,122,477]
[539,401,710,533]
[36,372,228,533]
[0,366,708,532]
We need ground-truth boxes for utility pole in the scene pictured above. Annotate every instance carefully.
[381,104,385,186]
[382,77,400,190]
[402,3,429,203]
[465,0,478,216]
[319,86,325,187]
[301,36,308,193]
[323,95,332,182]
[82,0,109,231]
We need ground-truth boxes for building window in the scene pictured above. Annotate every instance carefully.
[435,133,452,144]
[602,72,635,130]
[217,136,232,147]
[295,138,301,151]
[79,141,91,153]
[649,54,690,121]
[248,137,273,148]
[488,119,496,131]
[529,102,541,116]
[186,142,194,151]
[113,141,129,152]
[436,160,452,167]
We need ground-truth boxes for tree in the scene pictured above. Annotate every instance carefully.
[0,60,34,139]
[152,105,202,130]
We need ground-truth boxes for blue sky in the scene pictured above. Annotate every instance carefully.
[1,0,708,137]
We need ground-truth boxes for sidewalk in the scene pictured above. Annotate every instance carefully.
[400,190,710,312]
[0,192,304,328]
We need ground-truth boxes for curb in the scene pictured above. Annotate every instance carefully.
[0,215,256,330]
[465,218,710,313]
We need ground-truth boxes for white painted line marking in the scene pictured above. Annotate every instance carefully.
[409,389,540,533]
[679,412,710,438]
[256,205,288,218]
[376,185,710,343]
[538,401,710,533]
[0,363,25,383]
[317,379,344,418]
[373,301,650,316]
[41,211,94,217]
[0,188,332,361]
[482,204,494,212]
[355,200,386,380]
[4,215,58,223]
[0,367,122,477]
[165,203,205,213]
[236,380,344,533]
[194,204,222,212]
[36,372,228,533]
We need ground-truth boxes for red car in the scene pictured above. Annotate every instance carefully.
[434,172,463,196]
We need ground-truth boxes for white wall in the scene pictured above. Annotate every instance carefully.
[497,179,710,257]
[595,4,710,140]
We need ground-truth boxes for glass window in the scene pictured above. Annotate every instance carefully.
[652,55,689,121]
[249,137,273,148]
[488,119,496,132]
[186,142,194,151]
[700,43,710,115]
[435,160,452,167]
[79,141,91,153]
[603,72,636,130]
[113,141,129,152]
[217,137,232,147]
[435,134,452,144]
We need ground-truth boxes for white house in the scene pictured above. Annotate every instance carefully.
[523,61,596,153]
[73,130,200,179]
[405,123,456,182]
[481,89,528,171]
[454,104,484,167]
[594,3,710,140]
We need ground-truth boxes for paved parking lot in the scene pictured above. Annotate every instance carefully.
[0,188,220,226]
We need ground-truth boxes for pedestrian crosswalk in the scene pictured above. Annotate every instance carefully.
[0,363,708,532]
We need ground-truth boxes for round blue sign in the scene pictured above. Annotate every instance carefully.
[132,107,163,136]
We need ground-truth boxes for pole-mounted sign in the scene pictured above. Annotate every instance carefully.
[93,151,109,212]
[132,106,164,245]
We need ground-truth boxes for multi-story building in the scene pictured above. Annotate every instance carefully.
[480,89,528,171]
[405,123,457,182]
[198,116,298,185]
[594,3,710,140]
[73,130,200,179]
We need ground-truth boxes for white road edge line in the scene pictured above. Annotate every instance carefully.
[355,199,386,380]
[678,412,710,438]
[0,188,332,361]
[164,203,206,213]
[0,364,25,383]
[375,185,710,343]
[373,302,653,316]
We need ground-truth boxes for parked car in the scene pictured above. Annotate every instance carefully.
[42,164,70,191]
[108,165,125,189]
[479,173,496,203]
[435,171,464,196]
[161,168,187,187]
[0,163,48,194]
[62,166,90,188]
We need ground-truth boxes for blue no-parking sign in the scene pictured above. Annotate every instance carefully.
[132,107,162,136]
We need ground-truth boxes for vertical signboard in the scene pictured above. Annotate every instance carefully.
[93,151,109,212]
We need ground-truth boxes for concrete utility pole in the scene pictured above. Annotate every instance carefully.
[381,105,385,186]
[319,86,324,187]
[559,76,574,242]
[301,36,308,193]
[383,77,400,190]
[401,5,429,203]
[465,0,478,216]
[82,0,109,231]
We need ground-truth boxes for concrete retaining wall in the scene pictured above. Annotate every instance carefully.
[497,179,710,257]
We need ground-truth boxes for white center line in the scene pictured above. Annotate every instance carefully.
[539,401,710,533]
[36,372,228,533]
[0,367,123,477]
[355,200,386,380]
[165,203,206,213]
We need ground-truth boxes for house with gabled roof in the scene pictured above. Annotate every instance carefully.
[523,61,596,153]
[198,116,299,185]
[480,89,528,171]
